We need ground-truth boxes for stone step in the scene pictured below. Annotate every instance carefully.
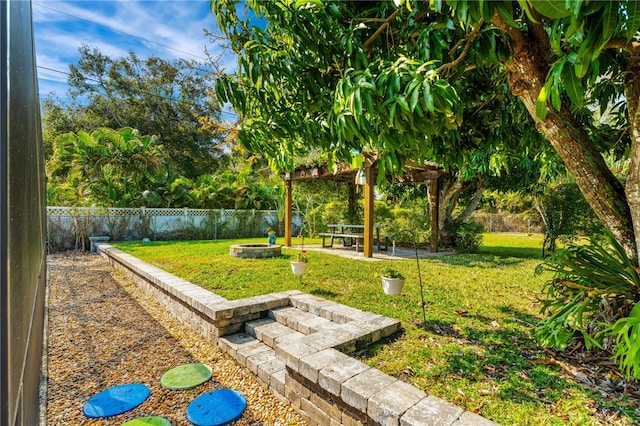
[217,332,286,396]
[246,306,400,351]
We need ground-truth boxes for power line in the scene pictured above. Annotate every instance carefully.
[36,65,239,120]
[32,1,228,63]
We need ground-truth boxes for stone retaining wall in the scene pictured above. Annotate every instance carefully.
[97,244,497,426]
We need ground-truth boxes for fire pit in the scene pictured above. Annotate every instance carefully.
[229,243,281,259]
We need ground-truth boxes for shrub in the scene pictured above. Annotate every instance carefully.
[381,201,431,247]
[319,201,348,231]
[449,221,484,253]
[535,181,599,256]
[535,229,640,379]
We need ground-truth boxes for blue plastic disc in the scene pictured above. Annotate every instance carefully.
[83,383,150,418]
[186,389,247,426]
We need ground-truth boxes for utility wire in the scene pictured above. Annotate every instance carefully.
[33,2,237,119]
[32,1,228,63]
[37,65,239,119]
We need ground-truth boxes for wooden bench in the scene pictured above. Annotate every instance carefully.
[319,232,364,250]
[318,232,389,251]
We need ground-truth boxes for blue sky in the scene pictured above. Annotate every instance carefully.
[32,0,236,102]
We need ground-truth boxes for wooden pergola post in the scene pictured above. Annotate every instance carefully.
[363,165,374,258]
[429,177,439,252]
[285,179,292,247]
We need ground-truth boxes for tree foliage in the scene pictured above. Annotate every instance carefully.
[44,45,229,178]
[48,127,169,206]
[213,0,549,177]
[211,0,640,260]
[46,127,279,210]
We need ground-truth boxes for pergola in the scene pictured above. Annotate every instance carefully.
[281,156,447,258]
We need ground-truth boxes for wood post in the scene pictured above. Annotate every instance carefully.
[429,177,439,252]
[363,166,374,258]
[285,179,292,246]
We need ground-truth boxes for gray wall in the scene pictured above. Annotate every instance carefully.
[1,1,48,425]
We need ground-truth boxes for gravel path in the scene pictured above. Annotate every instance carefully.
[45,252,308,425]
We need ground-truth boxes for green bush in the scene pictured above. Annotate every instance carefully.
[535,181,599,256]
[535,229,640,379]
[449,221,484,253]
[380,200,431,246]
[319,201,348,231]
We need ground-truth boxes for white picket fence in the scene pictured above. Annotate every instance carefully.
[47,206,301,251]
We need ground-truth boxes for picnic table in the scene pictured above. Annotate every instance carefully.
[318,224,388,252]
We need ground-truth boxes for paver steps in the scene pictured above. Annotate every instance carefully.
[218,303,401,399]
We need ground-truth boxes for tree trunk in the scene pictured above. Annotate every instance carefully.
[625,49,640,261]
[437,174,463,246]
[436,173,484,247]
[493,15,637,260]
[453,179,485,226]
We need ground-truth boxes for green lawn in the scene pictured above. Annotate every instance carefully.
[112,233,637,425]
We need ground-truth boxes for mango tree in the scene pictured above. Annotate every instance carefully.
[211,0,554,247]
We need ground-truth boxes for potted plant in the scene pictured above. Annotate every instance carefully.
[290,250,308,275]
[266,226,277,244]
[381,268,406,295]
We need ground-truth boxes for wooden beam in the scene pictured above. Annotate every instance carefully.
[363,166,374,258]
[285,179,292,246]
[429,177,439,252]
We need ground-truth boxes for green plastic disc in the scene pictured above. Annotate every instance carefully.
[160,363,212,390]
[121,416,171,426]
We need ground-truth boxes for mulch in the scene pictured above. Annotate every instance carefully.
[45,252,307,425]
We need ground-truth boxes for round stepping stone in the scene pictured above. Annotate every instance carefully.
[186,389,247,426]
[121,416,171,426]
[160,363,212,390]
[83,383,150,418]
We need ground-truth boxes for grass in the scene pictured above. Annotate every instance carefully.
[112,233,637,425]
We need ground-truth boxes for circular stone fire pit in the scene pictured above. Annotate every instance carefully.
[229,243,281,259]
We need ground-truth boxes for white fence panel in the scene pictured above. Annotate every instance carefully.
[47,207,301,252]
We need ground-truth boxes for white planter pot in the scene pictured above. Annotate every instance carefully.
[290,261,307,275]
[381,276,405,295]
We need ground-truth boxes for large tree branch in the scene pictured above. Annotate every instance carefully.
[453,179,486,226]
[491,11,527,55]
[605,38,640,54]
[363,9,402,51]
[437,19,484,76]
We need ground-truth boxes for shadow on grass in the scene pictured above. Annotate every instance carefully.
[479,245,543,259]
[433,251,542,268]
[425,241,543,269]
[406,311,579,413]
[310,288,339,298]
[430,306,639,421]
